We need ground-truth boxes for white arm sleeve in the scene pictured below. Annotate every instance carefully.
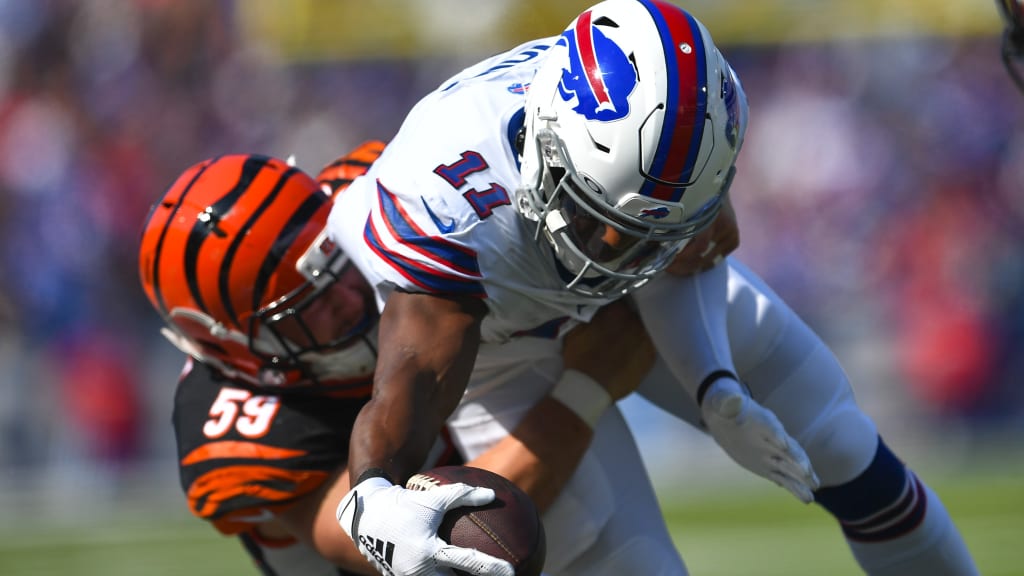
[631,260,735,402]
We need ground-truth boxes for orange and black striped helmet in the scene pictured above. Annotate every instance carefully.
[139,142,385,388]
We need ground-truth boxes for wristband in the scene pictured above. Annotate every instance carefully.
[696,369,739,407]
[355,467,394,487]
[549,369,612,428]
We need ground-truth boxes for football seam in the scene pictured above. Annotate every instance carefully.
[467,512,519,563]
[406,474,442,491]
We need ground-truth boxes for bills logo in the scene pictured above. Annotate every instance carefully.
[639,207,671,219]
[507,82,529,95]
[557,10,636,122]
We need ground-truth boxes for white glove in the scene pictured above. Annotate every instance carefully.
[336,475,515,576]
[700,376,821,503]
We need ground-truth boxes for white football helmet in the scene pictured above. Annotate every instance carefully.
[517,0,748,297]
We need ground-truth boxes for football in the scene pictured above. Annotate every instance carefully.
[406,466,546,576]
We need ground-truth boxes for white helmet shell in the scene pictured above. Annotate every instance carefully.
[518,0,748,297]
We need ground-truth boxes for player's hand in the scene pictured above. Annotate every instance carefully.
[562,300,655,401]
[700,377,820,503]
[336,476,514,576]
[665,193,739,276]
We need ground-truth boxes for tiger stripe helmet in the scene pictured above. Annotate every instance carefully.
[139,143,385,388]
[318,139,386,194]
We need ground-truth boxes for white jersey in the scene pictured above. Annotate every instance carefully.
[328,38,616,343]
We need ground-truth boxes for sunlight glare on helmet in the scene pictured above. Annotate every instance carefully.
[540,131,565,168]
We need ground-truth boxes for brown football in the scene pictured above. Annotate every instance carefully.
[406,466,546,576]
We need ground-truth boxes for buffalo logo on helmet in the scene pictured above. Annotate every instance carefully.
[557,10,637,122]
[639,206,671,219]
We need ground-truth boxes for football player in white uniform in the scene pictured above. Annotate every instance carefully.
[141,142,658,575]
[329,1,978,575]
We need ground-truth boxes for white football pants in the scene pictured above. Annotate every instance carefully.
[448,257,878,575]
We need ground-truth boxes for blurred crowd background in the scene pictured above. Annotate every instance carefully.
[0,0,1020,528]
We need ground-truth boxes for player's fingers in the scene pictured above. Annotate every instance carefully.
[718,228,740,255]
[766,442,813,476]
[435,483,496,510]
[756,428,814,474]
[782,436,819,488]
[756,416,792,451]
[770,472,815,504]
[436,545,514,576]
[765,441,817,492]
[766,449,819,499]
[769,457,815,488]
[767,466,817,502]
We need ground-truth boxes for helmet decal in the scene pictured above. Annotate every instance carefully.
[242,185,327,326]
[638,1,708,202]
[558,10,637,122]
[639,206,671,219]
[142,159,214,320]
[184,156,276,321]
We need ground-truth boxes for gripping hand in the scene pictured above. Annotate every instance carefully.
[700,376,821,503]
[336,476,514,576]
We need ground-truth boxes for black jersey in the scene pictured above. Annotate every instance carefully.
[172,358,370,534]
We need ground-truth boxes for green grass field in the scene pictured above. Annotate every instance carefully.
[1,462,1020,576]
[661,466,1024,575]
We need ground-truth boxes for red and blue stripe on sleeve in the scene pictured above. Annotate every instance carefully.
[363,181,487,298]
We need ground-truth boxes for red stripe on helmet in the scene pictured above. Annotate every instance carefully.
[575,10,613,108]
[646,3,706,202]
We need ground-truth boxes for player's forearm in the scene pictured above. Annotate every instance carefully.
[467,395,593,513]
[472,300,653,512]
[347,397,437,484]
[348,291,486,484]
[347,359,457,483]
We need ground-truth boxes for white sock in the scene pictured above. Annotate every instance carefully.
[847,479,978,576]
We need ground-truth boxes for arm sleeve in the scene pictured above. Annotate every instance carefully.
[631,261,734,401]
